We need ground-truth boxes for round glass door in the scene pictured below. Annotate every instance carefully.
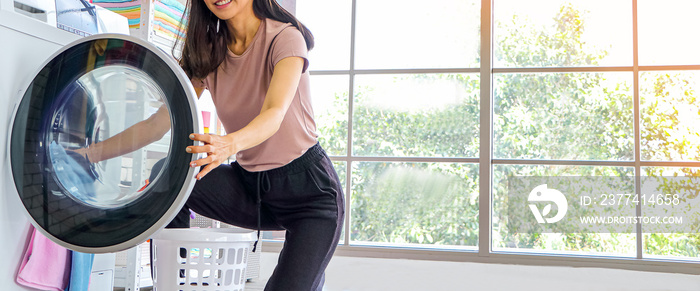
[10,34,200,253]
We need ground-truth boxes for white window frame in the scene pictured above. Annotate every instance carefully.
[262,0,700,275]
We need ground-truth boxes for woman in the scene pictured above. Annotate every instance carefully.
[176,0,344,290]
[80,0,344,289]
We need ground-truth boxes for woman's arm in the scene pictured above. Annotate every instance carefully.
[75,82,205,163]
[77,105,171,163]
[187,56,305,179]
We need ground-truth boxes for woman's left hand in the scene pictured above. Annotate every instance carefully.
[186,133,236,180]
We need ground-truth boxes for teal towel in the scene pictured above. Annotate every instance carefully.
[157,0,185,12]
[65,252,95,291]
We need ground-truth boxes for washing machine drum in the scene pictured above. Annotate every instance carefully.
[10,34,201,253]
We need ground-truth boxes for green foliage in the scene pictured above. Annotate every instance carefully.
[350,162,478,246]
[645,233,700,257]
[351,74,480,158]
[313,3,700,257]
[316,90,348,156]
[496,3,607,67]
[639,72,700,256]
[494,3,632,161]
[641,72,700,162]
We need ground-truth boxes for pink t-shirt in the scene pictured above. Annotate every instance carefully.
[196,18,317,172]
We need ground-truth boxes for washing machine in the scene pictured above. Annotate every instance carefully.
[1,1,202,289]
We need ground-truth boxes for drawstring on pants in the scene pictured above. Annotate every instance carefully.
[253,171,270,252]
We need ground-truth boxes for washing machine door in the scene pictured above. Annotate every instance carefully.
[9,34,201,253]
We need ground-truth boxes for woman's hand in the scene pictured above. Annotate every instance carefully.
[71,147,92,163]
[186,133,237,180]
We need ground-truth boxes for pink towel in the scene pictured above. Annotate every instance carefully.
[16,225,71,291]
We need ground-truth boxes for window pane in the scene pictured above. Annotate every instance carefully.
[354,0,480,69]
[641,71,700,161]
[642,167,700,260]
[352,74,479,157]
[494,0,631,67]
[493,164,636,256]
[351,162,478,249]
[638,0,700,66]
[297,0,352,70]
[493,72,633,160]
[311,75,348,156]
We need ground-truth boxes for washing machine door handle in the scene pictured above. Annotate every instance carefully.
[9,34,203,253]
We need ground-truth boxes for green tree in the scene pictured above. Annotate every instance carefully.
[640,71,700,257]
[313,3,700,257]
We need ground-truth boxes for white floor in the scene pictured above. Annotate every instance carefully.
[246,252,700,291]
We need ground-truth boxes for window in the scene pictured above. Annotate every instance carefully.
[298,0,481,250]
[288,0,700,269]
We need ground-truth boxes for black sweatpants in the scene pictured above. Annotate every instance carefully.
[156,143,344,291]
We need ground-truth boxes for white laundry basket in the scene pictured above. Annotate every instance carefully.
[151,228,257,291]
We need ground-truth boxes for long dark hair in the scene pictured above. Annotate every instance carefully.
[176,0,314,80]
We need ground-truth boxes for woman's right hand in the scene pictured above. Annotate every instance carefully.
[70,147,92,163]
[187,133,237,180]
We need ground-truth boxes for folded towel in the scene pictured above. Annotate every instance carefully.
[96,6,140,13]
[154,26,180,40]
[65,252,95,291]
[154,12,184,31]
[154,11,185,32]
[154,1,183,20]
[91,1,140,8]
[157,0,185,12]
[154,18,184,35]
[91,0,141,27]
[93,0,139,3]
[16,226,72,291]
